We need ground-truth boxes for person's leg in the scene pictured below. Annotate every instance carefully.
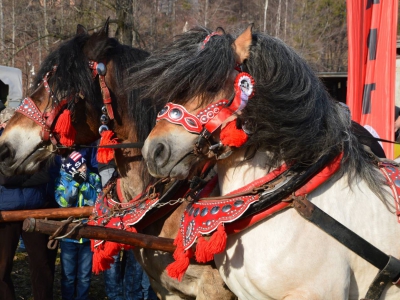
[123,249,143,300]
[0,222,21,300]
[75,242,92,300]
[60,241,78,300]
[141,270,157,300]
[22,229,58,300]
[103,252,124,300]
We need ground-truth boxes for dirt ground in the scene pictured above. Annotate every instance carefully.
[12,250,107,300]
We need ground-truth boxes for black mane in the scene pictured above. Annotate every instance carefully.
[127,27,386,196]
[33,33,100,109]
[240,33,387,196]
[125,27,236,108]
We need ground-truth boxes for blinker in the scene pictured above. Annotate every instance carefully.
[96,62,107,76]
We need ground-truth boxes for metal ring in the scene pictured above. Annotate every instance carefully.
[96,62,107,76]
[99,124,109,134]
[100,114,109,125]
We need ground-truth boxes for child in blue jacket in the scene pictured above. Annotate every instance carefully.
[54,151,101,300]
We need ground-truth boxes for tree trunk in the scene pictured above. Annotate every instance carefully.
[204,0,209,27]
[275,0,281,37]
[263,0,268,33]
[115,0,134,46]
[284,0,288,39]
[0,0,3,65]
[11,0,15,66]
[43,0,49,50]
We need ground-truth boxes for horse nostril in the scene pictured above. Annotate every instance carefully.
[152,142,171,168]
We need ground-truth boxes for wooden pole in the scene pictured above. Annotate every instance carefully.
[0,207,93,222]
[23,218,176,253]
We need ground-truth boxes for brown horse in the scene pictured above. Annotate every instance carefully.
[0,20,235,300]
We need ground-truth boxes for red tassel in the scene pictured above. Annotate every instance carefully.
[54,109,76,147]
[195,236,214,263]
[97,130,118,164]
[166,231,194,281]
[91,240,122,274]
[220,120,248,147]
[206,224,227,254]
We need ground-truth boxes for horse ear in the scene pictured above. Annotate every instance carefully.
[233,24,253,64]
[215,27,226,35]
[76,24,87,36]
[83,18,110,60]
[99,17,110,37]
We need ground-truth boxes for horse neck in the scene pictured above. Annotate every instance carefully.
[114,141,146,202]
[216,147,276,195]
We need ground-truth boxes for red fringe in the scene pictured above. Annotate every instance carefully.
[220,120,248,147]
[194,224,227,264]
[195,235,214,263]
[54,109,76,147]
[91,226,138,274]
[91,240,122,274]
[166,231,193,281]
[206,224,227,254]
[97,130,118,164]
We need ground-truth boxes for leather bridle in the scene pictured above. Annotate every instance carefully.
[16,67,72,146]
[156,71,255,157]
[15,60,115,148]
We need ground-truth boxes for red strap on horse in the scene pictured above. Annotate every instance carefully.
[89,60,114,120]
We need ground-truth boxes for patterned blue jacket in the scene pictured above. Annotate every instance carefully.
[54,169,101,243]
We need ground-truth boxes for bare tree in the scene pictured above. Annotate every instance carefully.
[275,0,281,36]
[263,0,268,33]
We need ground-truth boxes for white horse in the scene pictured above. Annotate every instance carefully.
[127,25,400,299]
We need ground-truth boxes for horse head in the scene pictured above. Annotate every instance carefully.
[0,19,149,177]
[128,27,239,179]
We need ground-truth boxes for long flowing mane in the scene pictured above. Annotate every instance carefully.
[128,27,386,197]
[126,27,236,107]
[240,33,387,196]
[33,33,100,107]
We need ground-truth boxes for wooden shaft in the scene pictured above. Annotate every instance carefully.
[0,207,93,222]
[23,218,176,253]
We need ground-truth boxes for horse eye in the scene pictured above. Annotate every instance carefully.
[158,106,168,116]
[170,108,182,119]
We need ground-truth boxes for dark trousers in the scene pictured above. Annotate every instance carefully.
[0,221,58,300]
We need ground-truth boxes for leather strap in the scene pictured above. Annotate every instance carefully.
[292,196,400,300]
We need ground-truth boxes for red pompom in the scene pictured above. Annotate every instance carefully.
[97,130,118,164]
[166,231,194,281]
[91,241,121,274]
[54,109,76,147]
[206,224,227,254]
[220,120,248,147]
[195,236,214,263]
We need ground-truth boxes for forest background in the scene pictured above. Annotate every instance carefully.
[0,0,399,95]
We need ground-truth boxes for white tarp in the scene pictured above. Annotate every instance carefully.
[0,65,23,108]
